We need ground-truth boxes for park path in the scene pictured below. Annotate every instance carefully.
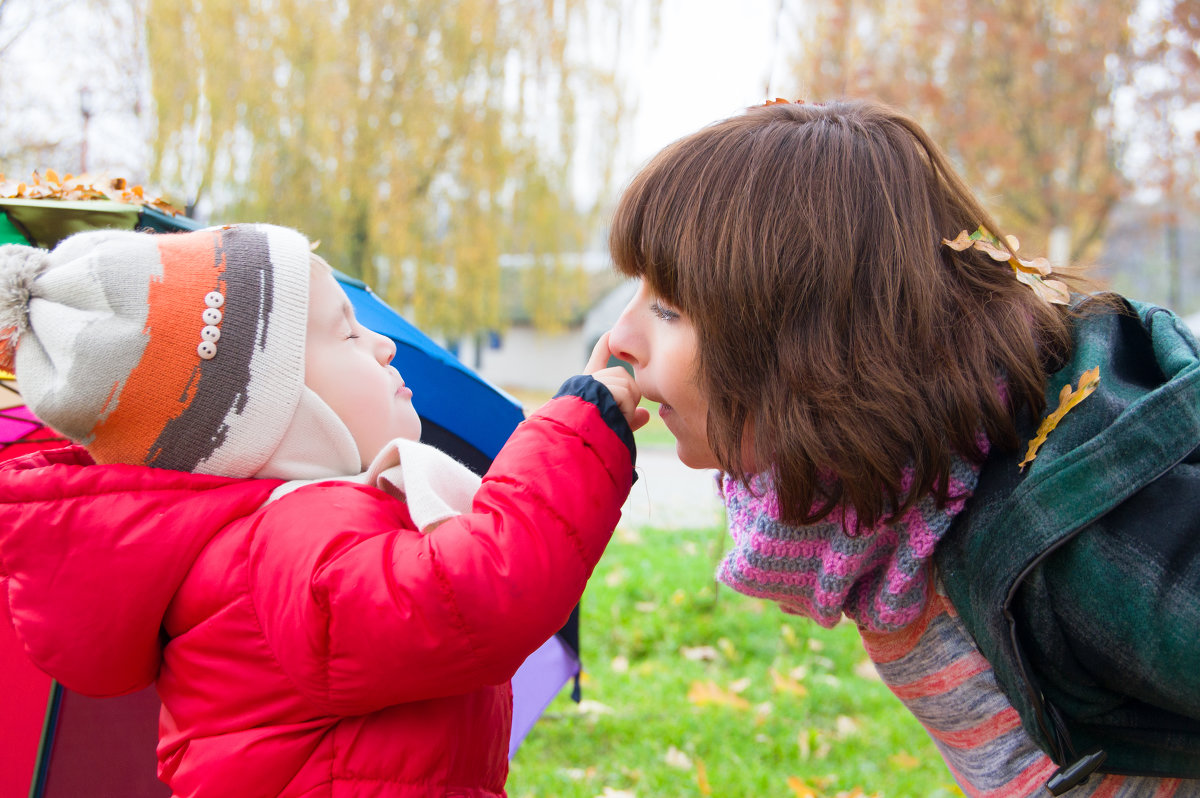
[619,447,725,531]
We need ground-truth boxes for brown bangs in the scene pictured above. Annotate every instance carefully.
[608,133,728,312]
[608,100,1077,530]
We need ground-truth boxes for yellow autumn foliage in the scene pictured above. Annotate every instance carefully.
[145,0,656,338]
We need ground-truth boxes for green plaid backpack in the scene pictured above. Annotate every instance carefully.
[937,297,1200,794]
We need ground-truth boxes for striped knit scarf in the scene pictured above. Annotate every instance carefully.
[717,452,983,633]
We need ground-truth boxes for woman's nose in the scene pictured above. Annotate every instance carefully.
[607,300,643,369]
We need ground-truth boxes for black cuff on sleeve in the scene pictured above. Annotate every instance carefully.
[554,374,638,475]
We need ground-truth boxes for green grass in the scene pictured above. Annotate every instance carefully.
[507,522,964,798]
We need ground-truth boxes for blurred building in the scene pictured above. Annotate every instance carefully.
[1096,200,1200,320]
[455,253,629,392]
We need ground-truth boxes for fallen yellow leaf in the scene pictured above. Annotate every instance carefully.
[834,715,860,738]
[0,173,183,215]
[889,751,921,769]
[664,745,692,770]
[596,789,635,798]
[787,776,818,798]
[769,667,808,697]
[696,759,712,796]
[687,680,751,710]
[729,677,752,693]
[680,645,719,662]
[1019,366,1100,470]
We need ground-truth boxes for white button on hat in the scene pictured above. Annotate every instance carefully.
[202,307,222,325]
[205,291,225,308]
[197,341,217,360]
[201,325,221,342]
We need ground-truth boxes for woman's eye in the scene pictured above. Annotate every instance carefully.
[650,301,680,321]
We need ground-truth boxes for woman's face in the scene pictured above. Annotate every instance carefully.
[608,280,719,470]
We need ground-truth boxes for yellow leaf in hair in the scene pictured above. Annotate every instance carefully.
[1014,269,1070,305]
[942,230,975,251]
[1019,366,1100,470]
[1013,256,1053,276]
[974,238,1014,262]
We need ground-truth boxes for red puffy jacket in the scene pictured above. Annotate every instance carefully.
[0,382,634,797]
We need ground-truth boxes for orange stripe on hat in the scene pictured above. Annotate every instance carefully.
[86,231,227,466]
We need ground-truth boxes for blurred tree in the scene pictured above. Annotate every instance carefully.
[146,0,651,339]
[1120,0,1200,308]
[775,0,1142,264]
[0,0,152,179]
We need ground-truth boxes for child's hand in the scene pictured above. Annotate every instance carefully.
[585,332,651,432]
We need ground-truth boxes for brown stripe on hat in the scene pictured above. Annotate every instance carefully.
[146,226,275,472]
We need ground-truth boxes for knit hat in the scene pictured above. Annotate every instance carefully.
[0,223,349,478]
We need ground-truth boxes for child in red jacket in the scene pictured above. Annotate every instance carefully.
[0,224,645,797]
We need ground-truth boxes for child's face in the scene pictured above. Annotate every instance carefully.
[608,280,717,470]
[304,268,422,467]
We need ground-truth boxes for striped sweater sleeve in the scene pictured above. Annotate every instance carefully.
[859,589,1195,798]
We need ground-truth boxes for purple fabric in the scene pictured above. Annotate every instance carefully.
[508,635,580,759]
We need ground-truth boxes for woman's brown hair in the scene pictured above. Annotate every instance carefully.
[609,99,1075,529]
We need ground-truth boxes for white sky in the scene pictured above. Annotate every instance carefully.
[621,0,780,175]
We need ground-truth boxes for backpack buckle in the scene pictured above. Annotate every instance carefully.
[1045,749,1107,796]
